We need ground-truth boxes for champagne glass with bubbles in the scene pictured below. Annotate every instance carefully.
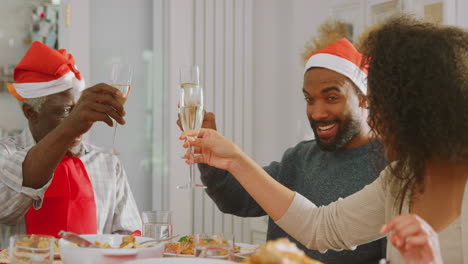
[178,65,205,189]
[109,63,133,155]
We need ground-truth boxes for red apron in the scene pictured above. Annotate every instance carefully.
[26,155,97,237]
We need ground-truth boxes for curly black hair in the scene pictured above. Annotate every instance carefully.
[361,15,468,210]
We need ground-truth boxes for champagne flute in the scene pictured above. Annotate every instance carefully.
[109,63,133,155]
[178,65,206,189]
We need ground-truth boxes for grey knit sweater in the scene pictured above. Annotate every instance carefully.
[199,139,387,264]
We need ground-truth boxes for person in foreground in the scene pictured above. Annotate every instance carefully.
[0,41,141,249]
[186,23,387,264]
[183,16,468,263]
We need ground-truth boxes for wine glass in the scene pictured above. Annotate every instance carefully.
[9,234,54,264]
[178,65,206,189]
[109,63,133,155]
[141,211,173,240]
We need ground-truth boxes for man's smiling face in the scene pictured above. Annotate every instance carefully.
[303,67,368,151]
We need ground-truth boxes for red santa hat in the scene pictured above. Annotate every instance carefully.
[7,41,85,101]
[304,38,368,94]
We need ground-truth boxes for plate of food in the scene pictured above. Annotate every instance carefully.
[163,235,259,258]
[59,234,164,264]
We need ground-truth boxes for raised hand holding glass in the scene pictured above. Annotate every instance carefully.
[109,63,133,155]
[178,65,205,189]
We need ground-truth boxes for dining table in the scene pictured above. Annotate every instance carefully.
[0,248,247,263]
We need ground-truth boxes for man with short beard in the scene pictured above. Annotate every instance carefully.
[192,39,387,264]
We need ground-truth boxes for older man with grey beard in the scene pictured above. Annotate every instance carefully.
[0,41,140,249]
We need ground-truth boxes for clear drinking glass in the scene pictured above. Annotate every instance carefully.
[178,65,205,189]
[9,234,54,264]
[109,63,133,155]
[141,211,174,240]
[194,233,235,260]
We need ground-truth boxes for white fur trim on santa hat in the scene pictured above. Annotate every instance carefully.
[12,71,85,99]
[304,53,367,94]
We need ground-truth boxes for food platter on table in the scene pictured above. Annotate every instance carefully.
[163,235,259,258]
[58,234,164,264]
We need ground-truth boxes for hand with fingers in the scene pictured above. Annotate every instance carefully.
[176,111,217,131]
[381,214,443,264]
[60,83,126,137]
[180,128,243,171]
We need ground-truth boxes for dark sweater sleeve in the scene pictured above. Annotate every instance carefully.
[199,159,283,217]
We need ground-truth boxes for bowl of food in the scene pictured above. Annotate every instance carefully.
[59,234,164,264]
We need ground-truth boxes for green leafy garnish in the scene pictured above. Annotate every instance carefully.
[178,236,190,242]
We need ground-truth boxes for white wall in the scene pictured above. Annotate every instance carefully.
[0,0,31,68]
[0,96,26,132]
[456,0,468,28]
[253,0,329,165]
[59,0,91,80]
[0,0,34,133]
[166,0,195,238]
[88,0,154,212]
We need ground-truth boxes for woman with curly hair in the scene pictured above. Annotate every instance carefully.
[182,16,468,263]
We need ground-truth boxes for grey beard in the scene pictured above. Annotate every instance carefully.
[69,142,83,156]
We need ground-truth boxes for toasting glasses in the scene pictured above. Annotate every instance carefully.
[109,63,133,155]
[178,65,206,189]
